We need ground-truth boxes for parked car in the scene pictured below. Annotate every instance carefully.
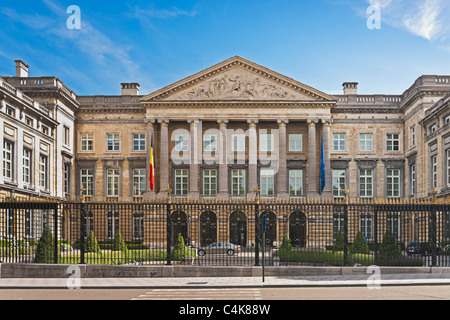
[197,242,241,256]
[406,242,443,256]
[406,242,421,255]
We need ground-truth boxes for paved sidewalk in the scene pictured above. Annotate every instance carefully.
[2,273,450,289]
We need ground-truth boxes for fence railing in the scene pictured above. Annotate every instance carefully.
[1,197,450,267]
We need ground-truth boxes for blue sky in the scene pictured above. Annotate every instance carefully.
[0,0,450,96]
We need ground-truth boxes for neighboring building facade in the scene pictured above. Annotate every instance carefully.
[2,56,450,202]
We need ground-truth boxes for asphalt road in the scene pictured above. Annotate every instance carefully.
[1,285,450,300]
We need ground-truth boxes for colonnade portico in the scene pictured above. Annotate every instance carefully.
[146,117,333,200]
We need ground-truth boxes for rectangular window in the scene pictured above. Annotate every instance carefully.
[81,133,94,151]
[232,169,246,196]
[231,134,245,152]
[260,134,274,152]
[42,126,49,135]
[359,134,373,152]
[203,133,217,152]
[289,134,303,152]
[25,116,33,127]
[333,213,344,240]
[359,169,373,198]
[387,214,400,239]
[332,169,346,198]
[80,169,94,196]
[387,169,401,198]
[289,169,303,196]
[39,155,47,189]
[260,169,275,196]
[447,149,450,188]
[133,134,146,152]
[333,133,346,152]
[360,214,373,241]
[132,213,144,240]
[5,106,15,117]
[410,164,416,196]
[107,134,120,151]
[3,140,13,180]
[64,126,70,146]
[387,133,400,151]
[25,209,32,238]
[411,126,416,147]
[432,155,438,189]
[64,163,71,194]
[107,169,120,196]
[175,134,189,152]
[23,149,32,185]
[174,169,188,195]
[203,169,217,196]
[133,169,146,196]
[106,211,119,239]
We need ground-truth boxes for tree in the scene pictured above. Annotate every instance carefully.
[85,230,100,254]
[171,233,187,260]
[34,226,55,263]
[278,234,293,261]
[379,229,401,264]
[332,230,344,252]
[350,231,370,254]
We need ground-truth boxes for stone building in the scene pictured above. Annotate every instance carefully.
[2,56,450,203]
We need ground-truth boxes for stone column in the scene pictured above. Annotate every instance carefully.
[277,119,289,199]
[158,119,169,199]
[307,119,319,198]
[322,120,333,198]
[247,120,259,199]
[217,119,229,199]
[144,120,156,199]
[188,119,200,199]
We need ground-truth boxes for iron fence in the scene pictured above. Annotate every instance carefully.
[1,198,450,267]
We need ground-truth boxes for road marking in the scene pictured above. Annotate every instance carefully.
[131,288,263,300]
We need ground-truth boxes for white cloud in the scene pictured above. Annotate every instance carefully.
[367,0,450,42]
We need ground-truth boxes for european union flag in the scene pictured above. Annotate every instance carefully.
[320,135,325,192]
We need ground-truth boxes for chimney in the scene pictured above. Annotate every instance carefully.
[14,60,29,77]
[121,83,140,95]
[342,82,358,95]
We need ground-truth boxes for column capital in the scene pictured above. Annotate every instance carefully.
[158,119,169,125]
[277,119,289,126]
[247,119,259,126]
[307,119,318,125]
[217,119,229,125]
[188,119,200,125]
[145,117,155,125]
[321,119,333,126]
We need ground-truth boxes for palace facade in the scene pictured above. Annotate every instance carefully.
[2,56,450,202]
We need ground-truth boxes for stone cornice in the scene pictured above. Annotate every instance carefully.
[143,100,335,109]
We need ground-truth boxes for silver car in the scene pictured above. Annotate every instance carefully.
[197,242,241,256]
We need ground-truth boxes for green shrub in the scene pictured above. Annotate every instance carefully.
[278,234,293,261]
[378,229,402,265]
[34,226,56,263]
[85,230,100,254]
[113,231,128,253]
[171,233,187,260]
[332,230,344,252]
[350,231,370,254]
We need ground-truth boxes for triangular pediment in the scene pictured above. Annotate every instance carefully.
[141,56,336,102]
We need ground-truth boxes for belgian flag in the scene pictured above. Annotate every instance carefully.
[149,132,155,191]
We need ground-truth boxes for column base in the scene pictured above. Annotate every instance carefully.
[187,192,200,200]
[307,192,320,200]
[216,192,229,200]
[277,192,289,200]
[157,192,170,200]
[143,191,156,200]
